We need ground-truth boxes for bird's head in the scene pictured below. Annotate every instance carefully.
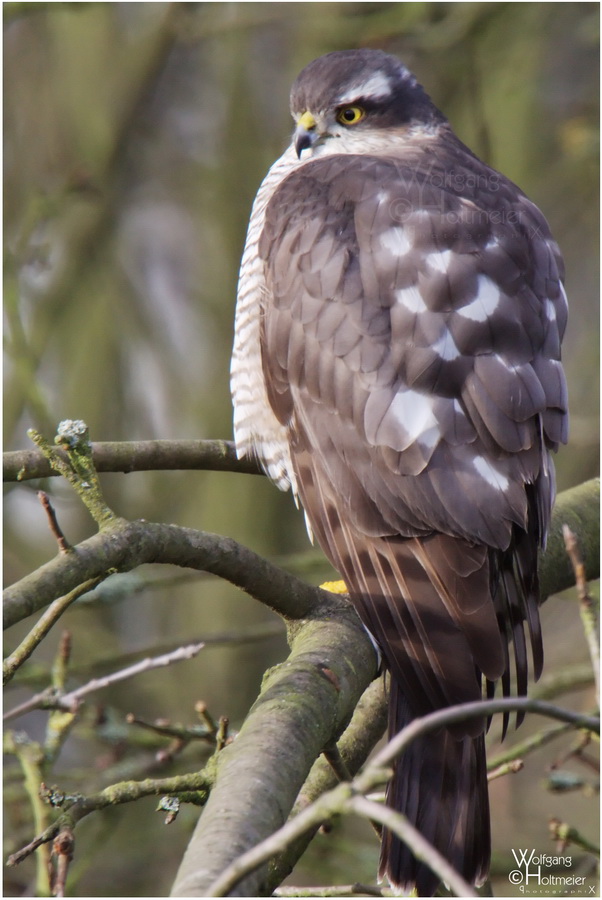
[290,48,445,159]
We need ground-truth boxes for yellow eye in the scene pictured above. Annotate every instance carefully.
[336,105,365,126]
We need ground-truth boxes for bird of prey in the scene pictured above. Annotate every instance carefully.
[231,48,568,895]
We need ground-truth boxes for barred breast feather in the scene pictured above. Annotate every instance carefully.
[231,146,301,492]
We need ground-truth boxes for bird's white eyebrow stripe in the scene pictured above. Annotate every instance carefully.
[336,72,392,104]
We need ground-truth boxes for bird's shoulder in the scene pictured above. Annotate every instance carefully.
[262,129,555,259]
[257,130,568,545]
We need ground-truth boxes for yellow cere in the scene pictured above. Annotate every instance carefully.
[298,110,317,131]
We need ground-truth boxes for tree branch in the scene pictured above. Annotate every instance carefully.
[563,523,600,703]
[170,609,378,897]
[184,695,597,898]
[362,697,599,783]
[3,577,105,684]
[3,439,262,482]
[4,479,599,633]
[4,642,206,722]
[6,769,213,868]
[266,677,388,892]
[3,443,598,897]
[347,796,477,898]
[3,519,349,630]
[539,478,599,601]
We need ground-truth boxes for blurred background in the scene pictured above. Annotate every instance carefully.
[4,2,599,896]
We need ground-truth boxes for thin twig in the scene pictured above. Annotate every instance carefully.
[13,622,284,690]
[6,768,212,867]
[275,884,384,897]
[4,642,205,721]
[50,827,74,898]
[37,491,71,553]
[195,701,218,736]
[4,732,53,892]
[52,630,72,691]
[487,721,572,770]
[487,759,524,781]
[3,577,105,685]
[29,425,117,529]
[549,817,600,856]
[348,795,477,897]
[5,823,59,869]
[215,716,230,752]
[125,713,214,743]
[44,631,78,764]
[322,742,382,841]
[56,642,206,707]
[322,743,353,783]
[548,731,600,784]
[362,697,599,782]
[562,524,600,704]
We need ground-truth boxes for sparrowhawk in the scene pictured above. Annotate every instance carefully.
[231,48,568,896]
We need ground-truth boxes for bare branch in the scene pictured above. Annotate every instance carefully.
[3,577,105,685]
[4,642,206,722]
[487,721,573,770]
[125,712,215,744]
[171,608,378,897]
[61,642,206,706]
[364,697,599,782]
[487,759,524,780]
[322,742,353,784]
[275,886,383,898]
[11,621,284,689]
[203,763,478,898]
[50,827,74,898]
[549,817,600,856]
[6,769,212,868]
[4,438,262,482]
[37,491,71,553]
[5,822,58,871]
[563,523,600,703]
[5,480,598,636]
[28,424,118,529]
[3,519,349,630]
[195,701,218,737]
[266,678,388,892]
[202,782,356,897]
[348,795,477,898]
[4,731,53,892]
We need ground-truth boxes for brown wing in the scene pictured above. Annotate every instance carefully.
[258,136,568,721]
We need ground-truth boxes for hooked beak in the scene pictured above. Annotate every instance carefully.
[294,111,320,158]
